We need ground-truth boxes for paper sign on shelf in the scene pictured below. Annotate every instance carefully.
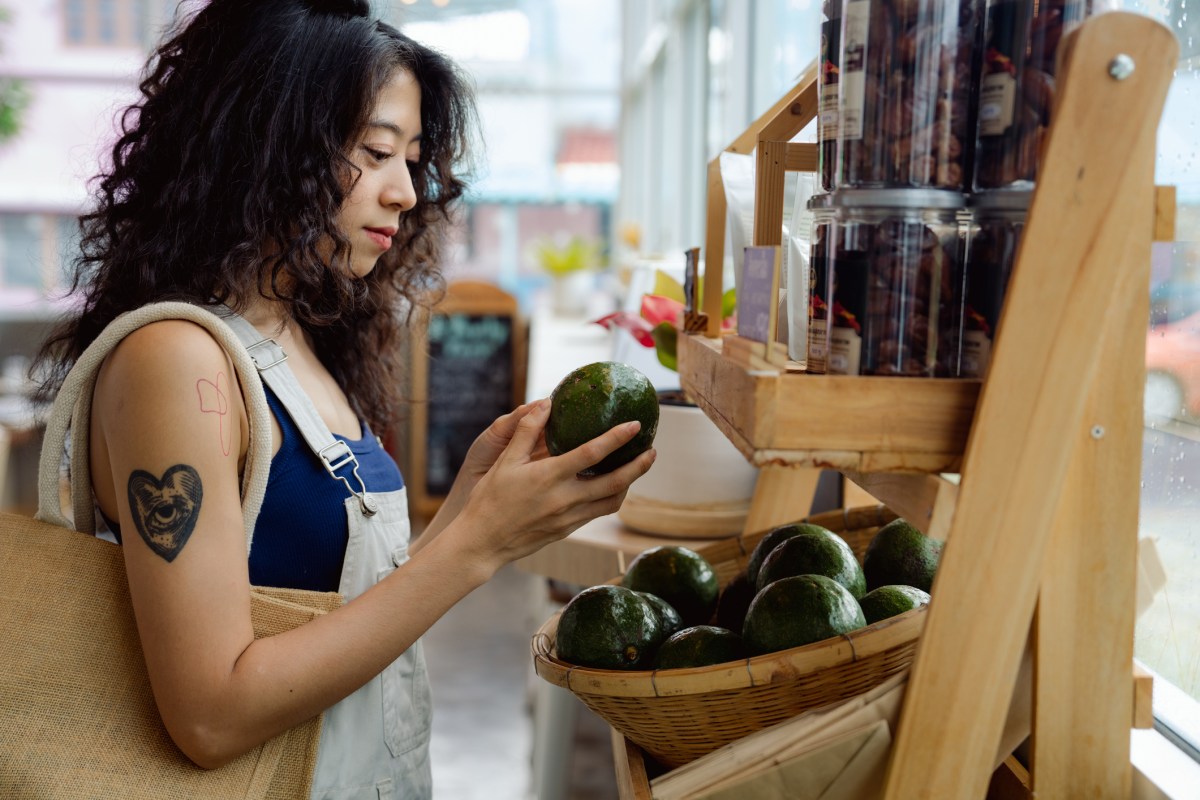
[737,245,781,344]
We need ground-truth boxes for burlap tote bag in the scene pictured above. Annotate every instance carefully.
[0,302,344,799]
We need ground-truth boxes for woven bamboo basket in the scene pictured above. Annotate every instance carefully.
[531,505,928,769]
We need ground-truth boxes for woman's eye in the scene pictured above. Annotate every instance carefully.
[407,160,420,175]
[363,147,392,162]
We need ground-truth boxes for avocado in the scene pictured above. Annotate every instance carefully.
[715,570,756,633]
[621,545,719,627]
[742,574,866,655]
[858,585,931,625]
[747,523,836,586]
[655,625,747,669]
[636,591,683,639]
[755,529,867,599]
[862,518,943,593]
[545,361,659,475]
[555,584,664,670]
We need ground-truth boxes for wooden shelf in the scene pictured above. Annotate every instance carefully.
[678,333,981,474]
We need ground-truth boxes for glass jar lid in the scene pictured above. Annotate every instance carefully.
[828,188,967,211]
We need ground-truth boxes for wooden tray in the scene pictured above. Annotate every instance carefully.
[678,334,982,474]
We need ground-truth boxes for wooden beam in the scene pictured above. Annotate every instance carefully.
[611,729,653,800]
[785,142,819,172]
[842,472,959,541]
[725,62,819,155]
[741,464,822,538]
[1032,222,1147,795]
[1133,664,1155,729]
[702,159,727,338]
[753,140,789,247]
[986,756,1031,800]
[1154,184,1176,241]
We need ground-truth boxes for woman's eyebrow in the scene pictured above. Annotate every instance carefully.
[367,120,422,142]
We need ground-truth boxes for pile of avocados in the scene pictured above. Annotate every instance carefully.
[554,517,942,671]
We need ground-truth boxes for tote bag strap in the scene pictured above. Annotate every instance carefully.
[35,302,272,555]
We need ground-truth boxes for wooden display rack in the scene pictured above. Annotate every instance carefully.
[613,12,1177,799]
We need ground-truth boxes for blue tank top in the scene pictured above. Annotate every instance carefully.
[100,385,405,592]
[248,385,405,592]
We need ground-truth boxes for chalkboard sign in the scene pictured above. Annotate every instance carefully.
[409,281,526,518]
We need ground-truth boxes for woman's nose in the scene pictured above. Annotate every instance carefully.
[383,165,418,212]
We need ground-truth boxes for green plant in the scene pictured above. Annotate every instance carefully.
[534,235,602,277]
[0,6,29,143]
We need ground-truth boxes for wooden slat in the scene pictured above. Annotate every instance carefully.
[753,140,790,247]
[784,142,818,172]
[703,159,727,337]
[1033,223,1146,795]
[1133,663,1154,729]
[612,729,654,800]
[725,63,819,155]
[842,474,880,509]
[1033,196,1148,793]
[740,464,822,537]
[986,756,1031,800]
[883,14,1177,800]
[1154,184,1176,241]
[842,472,959,541]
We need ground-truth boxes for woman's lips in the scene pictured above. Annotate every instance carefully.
[365,228,394,250]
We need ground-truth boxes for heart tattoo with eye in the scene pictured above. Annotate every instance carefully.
[127,465,204,563]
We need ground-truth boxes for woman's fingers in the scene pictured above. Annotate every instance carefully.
[577,447,655,500]
[501,398,551,460]
[483,400,539,445]
[555,420,646,478]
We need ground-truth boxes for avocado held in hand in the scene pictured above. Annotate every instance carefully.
[546,361,659,476]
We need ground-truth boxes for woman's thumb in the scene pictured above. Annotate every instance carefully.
[504,398,551,459]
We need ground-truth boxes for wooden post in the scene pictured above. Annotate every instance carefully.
[883,14,1176,799]
[741,465,822,537]
[1031,191,1151,795]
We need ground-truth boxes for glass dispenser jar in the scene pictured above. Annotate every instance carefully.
[838,0,982,190]
[973,0,1096,189]
[818,0,844,193]
[826,189,966,377]
[960,189,1031,377]
[806,194,837,373]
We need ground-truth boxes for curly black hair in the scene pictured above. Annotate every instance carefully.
[35,0,478,436]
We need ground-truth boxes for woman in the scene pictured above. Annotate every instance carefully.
[33,1,654,796]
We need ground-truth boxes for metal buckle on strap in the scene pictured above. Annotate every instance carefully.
[245,338,288,371]
[318,440,379,516]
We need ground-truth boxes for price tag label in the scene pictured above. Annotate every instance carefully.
[737,245,780,343]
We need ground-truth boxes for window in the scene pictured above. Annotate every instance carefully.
[62,0,140,48]
[0,214,43,292]
[0,214,83,297]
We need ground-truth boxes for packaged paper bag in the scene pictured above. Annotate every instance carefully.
[695,721,891,800]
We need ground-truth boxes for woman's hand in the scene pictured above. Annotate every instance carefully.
[459,400,551,482]
[415,401,551,547]
[445,399,655,579]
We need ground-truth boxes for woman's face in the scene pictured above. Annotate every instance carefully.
[337,69,423,278]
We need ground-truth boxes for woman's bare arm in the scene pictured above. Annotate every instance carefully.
[93,321,652,768]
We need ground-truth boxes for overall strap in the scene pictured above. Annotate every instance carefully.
[211,306,379,517]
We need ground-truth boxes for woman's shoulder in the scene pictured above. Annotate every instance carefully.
[97,318,242,398]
